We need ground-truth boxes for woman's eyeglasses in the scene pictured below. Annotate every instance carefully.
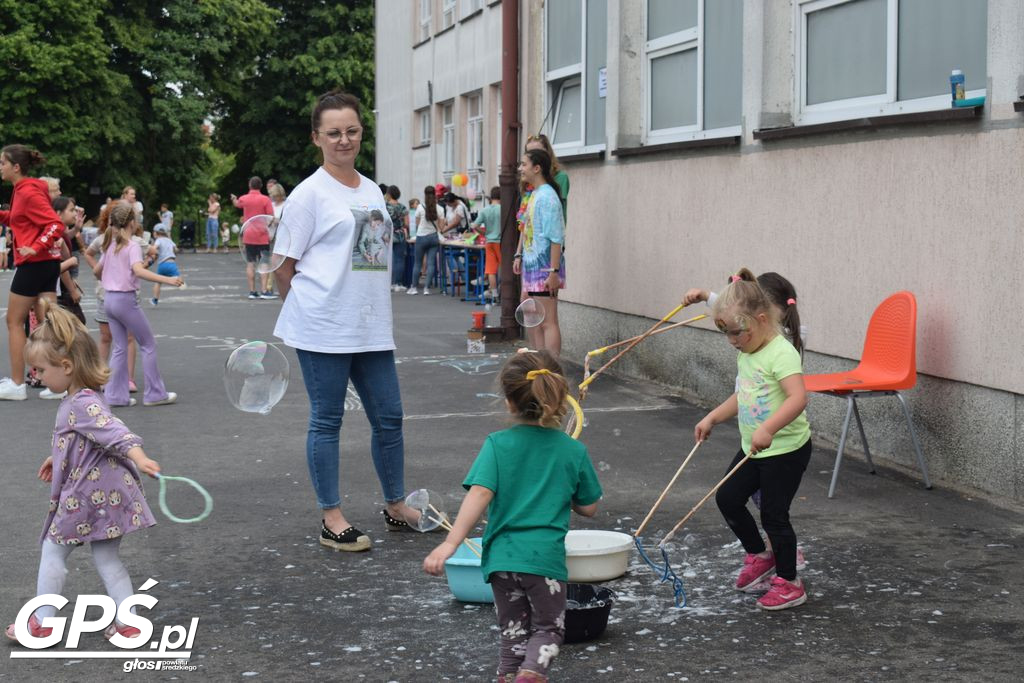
[316,128,362,143]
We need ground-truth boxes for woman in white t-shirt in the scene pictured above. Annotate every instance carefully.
[272,89,418,552]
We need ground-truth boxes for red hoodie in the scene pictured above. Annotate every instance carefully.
[0,177,63,266]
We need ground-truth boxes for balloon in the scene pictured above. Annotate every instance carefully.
[404,488,448,532]
[224,341,290,415]
[467,188,478,201]
[231,224,240,234]
[453,173,466,187]
[515,298,546,328]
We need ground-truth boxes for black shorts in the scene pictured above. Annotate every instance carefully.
[11,260,60,297]
[244,244,269,264]
[526,291,553,298]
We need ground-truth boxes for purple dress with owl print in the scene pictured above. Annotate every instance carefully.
[40,388,156,546]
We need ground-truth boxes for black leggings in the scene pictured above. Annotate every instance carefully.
[715,440,812,581]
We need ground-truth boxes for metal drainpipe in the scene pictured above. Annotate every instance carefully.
[498,0,521,341]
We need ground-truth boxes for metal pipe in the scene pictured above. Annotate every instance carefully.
[498,0,521,340]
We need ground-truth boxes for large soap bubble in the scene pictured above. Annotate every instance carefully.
[238,214,288,274]
[224,341,289,415]
[515,298,546,328]
[404,488,448,532]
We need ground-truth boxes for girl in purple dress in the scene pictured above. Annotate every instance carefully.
[5,302,161,643]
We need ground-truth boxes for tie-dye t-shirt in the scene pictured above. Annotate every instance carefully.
[521,183,566,294]
[736,334,811,459]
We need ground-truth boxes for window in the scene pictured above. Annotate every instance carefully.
[645,0,743,143]
[462,0,483,18]
[797,0,987,124]
[441,102,455,173]
[419,0,432,42]
[442,0,456,29]
[494,84,503,172]
[466,93,484,171]
[544,0,607,152]
[418,109,432,145]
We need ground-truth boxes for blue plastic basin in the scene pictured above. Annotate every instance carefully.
[444,537,493,603]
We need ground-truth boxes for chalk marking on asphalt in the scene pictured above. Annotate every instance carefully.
[403,404,676,421]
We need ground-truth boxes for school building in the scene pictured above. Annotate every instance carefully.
[375,0,1024,504]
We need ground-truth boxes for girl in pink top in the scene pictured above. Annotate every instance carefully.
[95,204,182,407]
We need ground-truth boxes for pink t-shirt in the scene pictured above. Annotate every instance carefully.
[101,241,143,292]
[236,190,274,245]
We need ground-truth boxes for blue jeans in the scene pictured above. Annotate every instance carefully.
[295,349,405,508]
[411,233,439,289]
[391,239,407,285]
[206,217,219,248]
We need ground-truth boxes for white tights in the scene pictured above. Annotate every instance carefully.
[35,538,135,621]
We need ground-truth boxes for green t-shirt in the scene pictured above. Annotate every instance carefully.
[463,424,603,582]
[736,334,812,459]
[474,203,502,242]
[554,170,569,223]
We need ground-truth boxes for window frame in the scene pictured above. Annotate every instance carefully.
[418,108,432,146]
[794,0,987,126]
[419,0,432,42]
[441,101,455,173]
[462,0,483,18]
[466,93,484,172]
[643,0,742,146]
[543,0,605,156]
[442,0,457,30]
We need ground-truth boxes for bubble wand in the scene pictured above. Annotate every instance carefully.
[153,473,213,524]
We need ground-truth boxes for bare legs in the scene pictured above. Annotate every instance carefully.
[6,292,55,384]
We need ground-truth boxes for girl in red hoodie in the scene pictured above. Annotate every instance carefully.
[0,144,65,401]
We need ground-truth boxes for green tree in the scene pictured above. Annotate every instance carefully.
[0,0,134,207]
[216,0,376,194]
[0,0,276,219]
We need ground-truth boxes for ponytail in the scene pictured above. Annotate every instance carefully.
[756,272,803,356]
[500,350,569,428]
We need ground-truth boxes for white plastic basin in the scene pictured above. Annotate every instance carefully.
[565,530,633,582]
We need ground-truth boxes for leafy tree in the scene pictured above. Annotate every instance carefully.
[0,0,276,220]
[0,0,133,208]
[216,0,376,194]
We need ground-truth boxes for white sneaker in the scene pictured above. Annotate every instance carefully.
[144,392,178,407]
[0,377,27,401]
[406,287,418,295]
[39,388,67,400]
[422,289,430,296]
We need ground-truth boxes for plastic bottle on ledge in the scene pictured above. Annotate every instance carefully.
[950,69,965,105]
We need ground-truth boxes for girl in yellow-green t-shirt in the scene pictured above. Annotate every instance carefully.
[694,268,812,612]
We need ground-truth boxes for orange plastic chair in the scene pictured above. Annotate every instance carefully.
[804,291,932,498]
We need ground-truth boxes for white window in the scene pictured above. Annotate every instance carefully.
[466,93,484,171]
[443,0,456,29]
[462,0,483,18]
[419,0,432,42]
[544,0,607,153]
[645,0,743,143]
[796,0,987,125]
[494,85,503,173]
[441,102,455,173]
[418,109,431,145]
[467,170,483,197]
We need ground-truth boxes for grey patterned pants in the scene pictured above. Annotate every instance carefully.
[490,572,566,678]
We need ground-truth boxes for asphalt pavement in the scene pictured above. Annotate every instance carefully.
[0,253,1021,682]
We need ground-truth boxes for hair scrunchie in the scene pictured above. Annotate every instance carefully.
[787,298,796,305]
[525,369,552,380]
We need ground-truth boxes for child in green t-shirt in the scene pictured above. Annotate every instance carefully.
[693,268,812,612]
[424,350,602,682]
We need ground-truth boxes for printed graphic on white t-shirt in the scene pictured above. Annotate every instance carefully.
[352,208,391,270]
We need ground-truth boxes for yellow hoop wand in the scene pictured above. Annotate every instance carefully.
[565,394,584,439]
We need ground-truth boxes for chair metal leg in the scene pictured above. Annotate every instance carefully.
[850,397,876,474]
[828,396,855,498]
[895,391,932,490]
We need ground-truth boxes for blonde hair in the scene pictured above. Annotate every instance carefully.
[499,350,569,428]
[711,267,781,334]
[268,184,286,202]
[525,134,561,175]
[101,202,136,254]
[26,301,109,391]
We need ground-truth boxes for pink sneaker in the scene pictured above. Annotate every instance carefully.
[796,547,807,571]
[736,552,775,592]
[5,614,53,642]
[129,380,138,393]
[104,622,142,639]
[757,576,807,610]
